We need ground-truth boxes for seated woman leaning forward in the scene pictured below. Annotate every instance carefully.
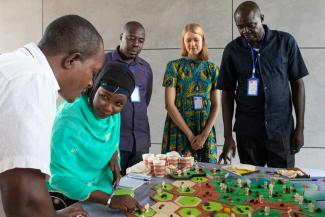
[47,62,142,213]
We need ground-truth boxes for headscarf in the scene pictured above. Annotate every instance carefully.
[86,62,135,105]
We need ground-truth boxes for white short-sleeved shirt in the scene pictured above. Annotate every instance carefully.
[0,43,59,215]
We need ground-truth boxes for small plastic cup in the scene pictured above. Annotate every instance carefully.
[167,155,179,168]
[153,160,166,177]
[142,153,155,167]
[179,157,193,169]
[148,156,157,173]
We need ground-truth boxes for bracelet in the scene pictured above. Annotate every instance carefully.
[106,194,114,207]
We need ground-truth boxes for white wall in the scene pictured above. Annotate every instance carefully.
[1,0,324,169]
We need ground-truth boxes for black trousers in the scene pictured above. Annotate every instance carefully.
[120,146,149,176]
[236,133,295,168]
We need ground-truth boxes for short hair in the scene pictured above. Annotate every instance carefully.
[180,23,209,61]
[38,15,103,60]
[123,21,145,33]
[234,1,261,19]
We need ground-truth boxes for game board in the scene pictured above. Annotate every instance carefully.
[128,168,324,217]
[168,167,207,179]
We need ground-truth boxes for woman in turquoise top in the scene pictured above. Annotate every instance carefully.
[162,23,221,163]
[48,62,142,213]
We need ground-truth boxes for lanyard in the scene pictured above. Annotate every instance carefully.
[250,47,259,78]
[190,62,203,92]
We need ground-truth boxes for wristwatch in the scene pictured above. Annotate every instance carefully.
[106,194,114,207]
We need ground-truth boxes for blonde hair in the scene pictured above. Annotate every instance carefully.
[181,23,209,60]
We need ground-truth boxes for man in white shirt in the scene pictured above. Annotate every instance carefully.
[0,15,104,217]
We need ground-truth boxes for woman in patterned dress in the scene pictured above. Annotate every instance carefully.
[161,23,221,163]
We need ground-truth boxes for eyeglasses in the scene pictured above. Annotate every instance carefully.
[125,35,145,44]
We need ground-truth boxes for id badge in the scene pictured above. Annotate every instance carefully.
[131,86,141,102]
[247,77,259,96]
[193,96,204,110]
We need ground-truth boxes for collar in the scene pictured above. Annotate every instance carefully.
[111,46,144,66]
[23,43,60,92]
[184,57,203,64]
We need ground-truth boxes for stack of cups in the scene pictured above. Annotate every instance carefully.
[147,156,156,174]
[166,155,179,169]
[179,156,194,169]
[142,153,154,168]
[153,160,166,177]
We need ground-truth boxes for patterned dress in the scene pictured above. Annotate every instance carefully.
[162,57,219,163]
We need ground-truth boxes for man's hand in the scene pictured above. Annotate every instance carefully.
[291,129,304,154]
[109,195,143,213]
[218,137,237,164]
[57,203,89,217]
[191,133,208,151]
[109,151,121,189]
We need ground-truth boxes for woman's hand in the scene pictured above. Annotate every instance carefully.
[109,195,143,213]
[109,151,121,189]
[191,133,208,151]
[186,132,195,144]
[57,203,89,217]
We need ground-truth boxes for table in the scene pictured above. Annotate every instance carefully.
[82,163,325,217]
